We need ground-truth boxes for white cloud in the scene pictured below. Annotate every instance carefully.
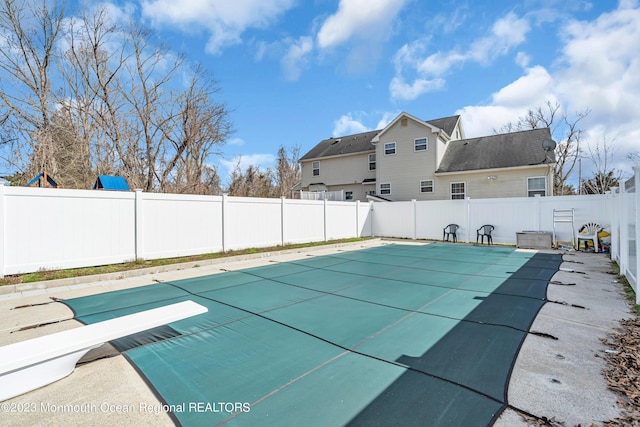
[456,2,640,178]
[492,66,554,108]
[455,66,557,137]
[391,11,532,101]
[220,154,276,175]
[332,114,369,136]
[316,0,409,49]
[227,138,245,147]
[376,111,399,129]
[389,76,445,101]
[281,36,314,81]
[140,0,295,54]
[515,51,531,68]
[469,12,530,64]
[331,111,400,136]
[554,1,640,174]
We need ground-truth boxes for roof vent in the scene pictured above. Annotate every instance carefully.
[332,139,341,145]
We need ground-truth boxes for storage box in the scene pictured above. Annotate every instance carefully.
[516,231,553,249]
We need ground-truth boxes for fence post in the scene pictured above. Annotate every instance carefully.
[0,183,5,278]
[355,200,360,238]
[635,166,640,304]
[323,198,328,241]
[134,189,144,260]
[466,197,471,243]
[610,187,619,262]
[620,184,629,278]
[411,199,417,240]
[221,194,228,252]
[281,197,286,246]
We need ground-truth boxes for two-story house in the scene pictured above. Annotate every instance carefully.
[299,112,555,201]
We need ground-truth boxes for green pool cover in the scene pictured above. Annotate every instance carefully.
[62,243,563,427]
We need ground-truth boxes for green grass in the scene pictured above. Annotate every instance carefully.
[610,260,640,316]
[0,237,372,287]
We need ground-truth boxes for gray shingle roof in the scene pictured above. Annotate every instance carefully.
[435,128,555,173]
[300,129,379,161]
[300,115,460,161]
[426,116,459,137]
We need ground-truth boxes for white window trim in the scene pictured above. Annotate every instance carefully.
[450,182,466,200]
[380,182,391,195]
[384,142,396,156]
[527,176,547,197]
[312,161,320,177]
[414,137,428,152]
[420,179,434,193]
[368,153,376,170]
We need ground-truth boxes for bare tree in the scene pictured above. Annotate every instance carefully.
[228,161,276,198]
[496,100,590,195]
[0,0,65,181]
[0,1,232,192]
[581,137,622,194]
[275,145,300,197]
[158,65,231,194]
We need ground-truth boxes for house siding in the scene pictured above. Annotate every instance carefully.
[435,166,554,199]
[301,152,374,201]
[376,117,440,201]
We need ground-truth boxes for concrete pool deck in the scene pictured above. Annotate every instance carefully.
[0,239,633,426]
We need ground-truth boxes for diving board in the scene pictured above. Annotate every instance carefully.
[0,300,207,402]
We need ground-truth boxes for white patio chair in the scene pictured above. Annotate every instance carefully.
[576,223,602,252]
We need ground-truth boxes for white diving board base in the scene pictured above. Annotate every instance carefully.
[0,300,208,402]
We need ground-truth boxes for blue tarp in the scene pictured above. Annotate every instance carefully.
[93,175,130,191]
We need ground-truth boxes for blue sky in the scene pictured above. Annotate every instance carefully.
[130,0,640,187]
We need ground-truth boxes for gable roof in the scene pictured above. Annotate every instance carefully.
[93,175,130,191]
[26,172,59,188]
[426,115,460,138]
[371,112,442,143]
[300,114,461,161]
[436,128,555,173]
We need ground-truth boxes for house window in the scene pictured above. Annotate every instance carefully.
[414,138,428,152]
[368,153,376,170]
[420,180,434,193]
[345,191,353,200]
[451,182,465,200]
[312,161,320,177]
[384,142,396,156]
[528,177,547,197]
[380,183,391,195]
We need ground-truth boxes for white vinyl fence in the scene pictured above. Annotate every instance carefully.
[1,175,639,303]
[0,186,371,277]
[610,167,640,303]
[370,194,611,244]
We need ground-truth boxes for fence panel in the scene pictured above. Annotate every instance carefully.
[358,201,373,237]
[140,192,223,260]
[415,200,468,241]
[283,199,325,244]
[623,174,638,292]
[2,187,135,275]
[223,196,283,250]
[326,201,358,240]
[371,201,415,238]
[468,198,537,244]
[370,195,610,245]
